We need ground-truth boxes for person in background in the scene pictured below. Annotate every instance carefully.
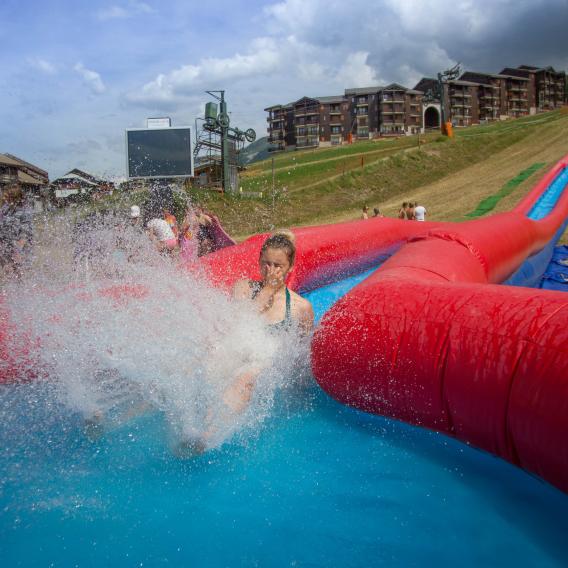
[406,201,415,221]
[0,183,34,277]
[414,202,427,221]
[195,206,215,256]
[373,207,383,217]
[361,205,369,220]
[146,215,178,253]
[398,202,408,219]
[129,205,142,228]
[179,206,199,262]
[163,207,179,240]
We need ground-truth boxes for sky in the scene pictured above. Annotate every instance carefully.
[1,0,567,180]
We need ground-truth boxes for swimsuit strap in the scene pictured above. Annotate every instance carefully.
[250,282,292,327]
[284,287,291,323]
[249,280,262,300]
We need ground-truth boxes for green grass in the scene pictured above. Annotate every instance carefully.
[94,109,568,238]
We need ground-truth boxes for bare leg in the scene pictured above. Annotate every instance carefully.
[175,369,260,458]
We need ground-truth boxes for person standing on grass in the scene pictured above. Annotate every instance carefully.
[361,205,369,220]
[407,201,415,221]
[414,202,427,221]
[398,202,408,219]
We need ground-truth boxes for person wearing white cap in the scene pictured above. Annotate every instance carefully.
[129,205,141,227]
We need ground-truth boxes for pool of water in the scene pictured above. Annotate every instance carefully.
[2,266,568,567]
[2,379,568,567]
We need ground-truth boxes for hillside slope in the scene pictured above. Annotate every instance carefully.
[198,110,568,240]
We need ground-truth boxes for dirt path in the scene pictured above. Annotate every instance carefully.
[313,114,568,237]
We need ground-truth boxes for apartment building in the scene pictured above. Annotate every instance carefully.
[266,62,566,150]
[459,72,505,121]
[344,86,382,139]
[264,103,295,152]
[416,70,532,125]
[501,65,566,112]
[317,95,351,146]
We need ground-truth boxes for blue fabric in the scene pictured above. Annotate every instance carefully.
[540,244,568,291]
[503,165,568,289]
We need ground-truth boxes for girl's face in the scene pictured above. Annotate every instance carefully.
[259,247,291,284]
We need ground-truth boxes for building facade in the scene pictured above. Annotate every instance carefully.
[266,63,567,152]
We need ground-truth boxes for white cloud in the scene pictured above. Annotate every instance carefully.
[27,57,57,75]
[126,37,282,106]
[74,63,106,94]
[97,1,154,21]
[335,52,380,88]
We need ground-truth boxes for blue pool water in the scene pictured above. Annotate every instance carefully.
[4,170,568,567]
[2,268,568,567]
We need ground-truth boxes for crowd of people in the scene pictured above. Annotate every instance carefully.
[0,183,34,278]
[135,187,234,261]
[361,201,427,221]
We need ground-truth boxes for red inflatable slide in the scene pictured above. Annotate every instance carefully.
[2,155,567,494]
[312,155,568,493]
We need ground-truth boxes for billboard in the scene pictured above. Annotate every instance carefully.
[126,127,194,179]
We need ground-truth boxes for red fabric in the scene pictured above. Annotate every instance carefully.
[312,155,568,493]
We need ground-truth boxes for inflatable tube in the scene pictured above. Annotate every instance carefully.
[1,218,439,383]
[312,155,568,493]
[209,215,236,251]
[191,218,443,293]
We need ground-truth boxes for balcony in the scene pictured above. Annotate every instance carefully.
[382,97,405,103]
[450,91,471,98]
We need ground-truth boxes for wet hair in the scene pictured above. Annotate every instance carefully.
[373,207,380,216]
[363,205,369,211]
[260,230,296,267]
[402,202,408,208]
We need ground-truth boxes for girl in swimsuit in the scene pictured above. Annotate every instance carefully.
[177,231,314,455]
[228,230,313,409]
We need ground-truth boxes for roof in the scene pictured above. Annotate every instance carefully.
[66,169,105,184]
[413,77,437,91]
[383,82,407,91]
[17,170,42,185]
[4,153,48,178]
[264,102,294,111]
[460,71,509,83]
[499,68,531,80]
[449,79,481,87]
[0,154,21,166]
[316,95,346,104]
[345,86,384,96]
[292,96,319,106]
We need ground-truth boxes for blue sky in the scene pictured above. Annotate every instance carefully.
[1,0,567,180]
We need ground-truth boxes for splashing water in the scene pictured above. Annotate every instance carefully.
[4,214,308,452]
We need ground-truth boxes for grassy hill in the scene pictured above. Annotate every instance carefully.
[192,109,568,241]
